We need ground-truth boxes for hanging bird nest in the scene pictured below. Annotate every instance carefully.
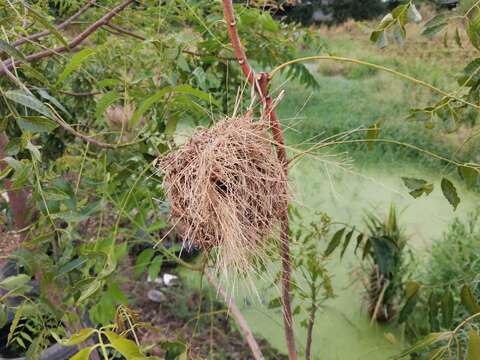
[157,115,287,273]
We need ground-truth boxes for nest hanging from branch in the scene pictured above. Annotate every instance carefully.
[157,115,287,273]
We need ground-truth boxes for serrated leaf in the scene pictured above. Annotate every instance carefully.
[7,305,24,345]
[37,89,70,117]
[61,328,95,346]
[468,330,480,360]
[5,90,52,118]
[56,48,95,85]
[95,91,122,119]
[325,228,345,256]
[461,285,480,315]
[0,39,26,61]
[441,178,460,210]
[129,87,172,128]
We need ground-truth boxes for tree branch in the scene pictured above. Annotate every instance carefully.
[204,271,264,360]
[221,1,297,358]
[0,0,135,75]
[222,0,256,86]
[3,0,97,54]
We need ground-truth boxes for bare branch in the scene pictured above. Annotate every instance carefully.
[0,0,135,75]
[204,271,264,360]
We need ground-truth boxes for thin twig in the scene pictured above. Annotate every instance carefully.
[0,0,135,75]
[3,0,97,53]
[204,271,265,360]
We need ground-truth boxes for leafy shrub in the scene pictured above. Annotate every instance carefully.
[401,210,480,352]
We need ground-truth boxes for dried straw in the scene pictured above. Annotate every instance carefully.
[158,115,287,273]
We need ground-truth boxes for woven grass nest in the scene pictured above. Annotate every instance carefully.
[158,115,287,272]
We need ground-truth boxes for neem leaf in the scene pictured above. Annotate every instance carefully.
[325,228,346,256]
[5,90,52,118]
[401,177,433,198]
[441,178,460,210]
[458,165,479,188]
[56,48,95,85]
[61,328,95,346]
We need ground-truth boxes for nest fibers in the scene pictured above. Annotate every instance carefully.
[158,115,288,273]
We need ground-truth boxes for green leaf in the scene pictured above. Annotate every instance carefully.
[441,288,454,329]
[7,305,24,345]
[0,274,30,290]
[468,330,480,360]
[422,15,447,38]
[398,281,420,323]
[401,177,433,198]
[129,87,172,128]
[455,27,462,47]
[25,5,69,48]
[70,346,94,360]
[95,91,122,119]
[370,30,387,48]
[104,330,146,359]
[340,228,354,258]
[56,48,95,85]
[37,89,70,117]
[135,248,155,278]
[268,297,282,309]
[78,280,102,303]
[324,228,346,257]
[0,305,8,328]
[148,256,163,281]
[366,123,380,150]
[441,178,460,210]
[458,165,478,188]
[467,19,480,49]
[5,90,53,118]
[55,257,87,279]
[461,285,480,315]
[0,39,26,61]
[395,332,451,358]
[61,328,95,346]
[17,116,58,133]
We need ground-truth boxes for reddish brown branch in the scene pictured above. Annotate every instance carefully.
[222,0,256,87]
[0,0,134,75]
[258,73,297,360]
[3,0,97,54]
[205,271,265,360]
[221,0,297,358]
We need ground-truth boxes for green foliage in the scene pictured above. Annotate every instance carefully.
[398,210,480,358]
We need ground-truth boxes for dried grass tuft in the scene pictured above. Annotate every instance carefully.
[157,115,287,273]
